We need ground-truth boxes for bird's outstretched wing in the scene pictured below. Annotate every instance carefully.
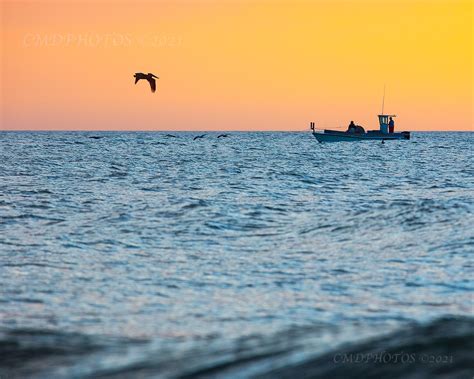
[149,78,156,92]
[134,77,139,84]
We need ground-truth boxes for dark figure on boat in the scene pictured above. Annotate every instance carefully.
[347,121,356,133]
[389,117,395,133]
[347,121,365,134]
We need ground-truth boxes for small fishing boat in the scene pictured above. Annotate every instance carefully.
[310,115,411,142]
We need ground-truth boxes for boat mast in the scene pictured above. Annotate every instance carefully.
[381,84,386,115]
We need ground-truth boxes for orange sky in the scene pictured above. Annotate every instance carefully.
[1,0,472,131]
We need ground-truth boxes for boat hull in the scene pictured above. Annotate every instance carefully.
[312,131,410,143]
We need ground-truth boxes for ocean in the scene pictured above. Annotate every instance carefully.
[0,131,473,378]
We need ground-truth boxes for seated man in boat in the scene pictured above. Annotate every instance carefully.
[346,121,365,134]
[347,121,356,133]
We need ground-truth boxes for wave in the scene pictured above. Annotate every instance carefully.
[256,316,473,379]
[0,317,472,378]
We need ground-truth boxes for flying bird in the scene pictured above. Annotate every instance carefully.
[193,134,206,141]
[217,134,229,138]
[134,72,159,93]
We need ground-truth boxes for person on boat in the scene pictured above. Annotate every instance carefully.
[347,121,356,133]
[389,117,395,133]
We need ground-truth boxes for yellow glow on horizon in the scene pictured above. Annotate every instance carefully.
[1,0,472,131]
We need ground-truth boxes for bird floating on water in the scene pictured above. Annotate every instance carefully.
[134,72,159,93]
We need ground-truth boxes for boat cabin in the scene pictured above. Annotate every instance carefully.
[378,114,396,134]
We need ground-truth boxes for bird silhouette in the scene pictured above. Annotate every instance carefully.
[217,134,229,138]
[193,134,206,141]
[134,72,159,93]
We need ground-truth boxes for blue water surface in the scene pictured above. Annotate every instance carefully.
[0,131,472,377]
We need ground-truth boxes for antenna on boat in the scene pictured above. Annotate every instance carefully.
[381,84,386,115]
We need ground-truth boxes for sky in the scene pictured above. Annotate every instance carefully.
[1,0,472,131]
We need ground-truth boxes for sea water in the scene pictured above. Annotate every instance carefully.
[0,131,473,378]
